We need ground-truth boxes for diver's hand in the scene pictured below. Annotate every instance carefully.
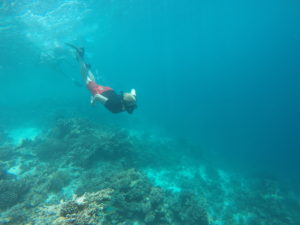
[90,96,95,105]
[131,89,136,97]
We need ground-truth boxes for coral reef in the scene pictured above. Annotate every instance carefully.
[24,168,208,225]
[0,146,15,162]
[0,130,9,144]
[77,169,208,225]
[103,169,169,224]
[30,118,136,167]
[0,179,29,210]
[28,118,184,170]
[47,171,72,193]
[29,188,113,225]
[170,191,209,225]
[0,117,299,225]
[229,177,297,225]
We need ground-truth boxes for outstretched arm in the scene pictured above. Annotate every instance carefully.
[91,94,108,105]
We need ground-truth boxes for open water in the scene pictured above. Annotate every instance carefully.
[0,0,300,224]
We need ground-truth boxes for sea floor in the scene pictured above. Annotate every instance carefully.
[0,117,299,225]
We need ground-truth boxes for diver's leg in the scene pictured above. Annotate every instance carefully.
[77,56,95,84]
[87,70,95,82]
[67,44,93,84]
[79,60,89,83]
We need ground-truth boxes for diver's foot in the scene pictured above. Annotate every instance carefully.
[65,43,84,59]
[77,47,84,58]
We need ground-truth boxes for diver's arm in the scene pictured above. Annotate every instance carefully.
[91,94,108,105]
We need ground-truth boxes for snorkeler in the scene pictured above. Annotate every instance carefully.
[67,44,137,114]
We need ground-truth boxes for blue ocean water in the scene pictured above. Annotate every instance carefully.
[1,0,300,224]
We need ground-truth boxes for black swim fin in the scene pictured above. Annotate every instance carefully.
[65,43,84,58]
[86,63,91,69]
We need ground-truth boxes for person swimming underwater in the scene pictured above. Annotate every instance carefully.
[67,44,137,114]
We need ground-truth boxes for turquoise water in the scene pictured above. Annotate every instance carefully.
[1,0,300,224]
